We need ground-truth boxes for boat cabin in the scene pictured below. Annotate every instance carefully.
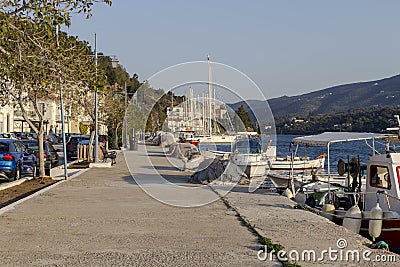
[365,152,400,213]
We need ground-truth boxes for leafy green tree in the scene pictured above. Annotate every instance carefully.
[236,105,253,131]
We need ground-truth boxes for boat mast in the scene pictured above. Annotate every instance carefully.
[208,55,212,136]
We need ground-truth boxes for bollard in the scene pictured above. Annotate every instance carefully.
[77,145,82,161]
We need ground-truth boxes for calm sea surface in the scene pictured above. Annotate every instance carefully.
[199,134,388,172]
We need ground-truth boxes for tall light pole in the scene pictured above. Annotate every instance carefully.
[94,33,99,163]
[56,25,68,180]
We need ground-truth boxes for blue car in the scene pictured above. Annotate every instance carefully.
[0,139,37,182]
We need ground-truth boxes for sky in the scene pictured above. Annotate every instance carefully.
[65,0,400,100]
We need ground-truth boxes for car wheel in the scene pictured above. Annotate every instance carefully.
[14,166,21,181]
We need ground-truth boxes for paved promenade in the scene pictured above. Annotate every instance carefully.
[1,144,398,266]
[0,146,269,266]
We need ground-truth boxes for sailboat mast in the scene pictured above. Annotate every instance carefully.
[208,55,212,136]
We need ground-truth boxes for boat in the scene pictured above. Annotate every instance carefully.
[328,134,400,251]
[288,129,400,250]
[268,132,381,190]
[193,56,236,146]
[167,57,236,148]
[269,154,326,170]
[230,137,268,178]
[268,170,354,190]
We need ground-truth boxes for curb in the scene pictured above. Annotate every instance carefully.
[0,178,29,191]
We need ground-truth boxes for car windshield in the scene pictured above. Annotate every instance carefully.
[0,142,9,152]
[68,136,90,144]
[22,141,39,151]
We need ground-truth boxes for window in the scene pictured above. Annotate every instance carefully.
[370,165,391,189]
[0,142,9,152]
[39,103,46,115]
[14,142,23,153]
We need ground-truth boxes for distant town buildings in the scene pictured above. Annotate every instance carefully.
[1,98,107,135]
[166,96,229,134]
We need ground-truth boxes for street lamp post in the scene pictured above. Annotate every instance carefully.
[94,33,99,163]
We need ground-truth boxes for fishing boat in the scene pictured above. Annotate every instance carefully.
[288,127,400,251]
[230,137,268,178]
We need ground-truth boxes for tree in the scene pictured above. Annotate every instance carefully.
[0,0,112,178]
[97,57,143,148]
[236,105,253,131]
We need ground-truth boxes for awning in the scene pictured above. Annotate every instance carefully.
[291,132,387,147]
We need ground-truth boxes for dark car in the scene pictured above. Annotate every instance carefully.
[66,135,91,160]
[0,133,17,139]
[0,139,37,181]
[12,132,30,140]
[45,134,60,144]
[21,140,59,176]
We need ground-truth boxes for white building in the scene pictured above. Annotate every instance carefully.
[0,104,13,133]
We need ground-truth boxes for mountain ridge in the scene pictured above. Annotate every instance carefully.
[230,74,400,118]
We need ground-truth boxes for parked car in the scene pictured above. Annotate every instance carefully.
[0,139,37,182]
[0,133,17,139]
[66,135,91,160]
[45,134,60,144]
[21,140,59,176]
[12,132,30,140]
[27,132,38,140]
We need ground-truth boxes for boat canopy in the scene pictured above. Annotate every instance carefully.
[292,132,387,147]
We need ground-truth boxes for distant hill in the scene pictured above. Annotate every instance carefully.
[230,74,400,118]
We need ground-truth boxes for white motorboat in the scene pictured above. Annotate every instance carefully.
[268,170,356,190]
[268,132,381,190]
[269,154,326,170]
[230,137,268,178]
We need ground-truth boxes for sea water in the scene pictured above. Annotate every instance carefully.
[198,134,389,173]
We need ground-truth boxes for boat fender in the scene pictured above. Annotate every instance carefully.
[294,191,307,205]
[283,188,293,199]
[371,240,389,251]
[321,204,335,221]
[368,202,383,241]
[342,205,362,233]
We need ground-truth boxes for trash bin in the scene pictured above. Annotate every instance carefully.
[130,137,138,151]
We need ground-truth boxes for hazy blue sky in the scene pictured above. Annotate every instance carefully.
[66,0,400,100]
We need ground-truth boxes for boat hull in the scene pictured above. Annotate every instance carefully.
[334,216,400,250]
[237,163,267,178]
[267,173,304,189]
[231,154,268,178]
[197,135,237,144]
[270,157,325,170]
